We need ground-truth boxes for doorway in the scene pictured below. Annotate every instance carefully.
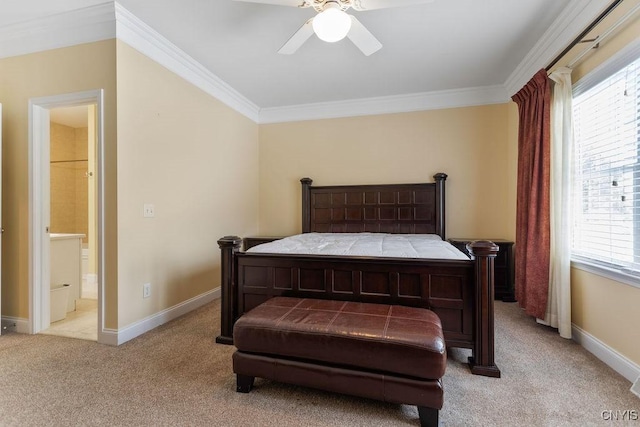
[41,105,97,340]
[29,90,105,343]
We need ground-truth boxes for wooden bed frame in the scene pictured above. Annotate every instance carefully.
[217,173,501,377]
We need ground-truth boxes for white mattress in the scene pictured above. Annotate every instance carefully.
[247,233,470,260]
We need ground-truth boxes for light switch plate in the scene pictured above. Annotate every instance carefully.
[143,204,155,218]
[143,283,151,299]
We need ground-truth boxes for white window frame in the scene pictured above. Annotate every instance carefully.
[571,38,640,290]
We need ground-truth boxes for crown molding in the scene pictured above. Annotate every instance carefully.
[504,0,611,97]
[0,2,116,60]
[0,1,603,124]
[114,2,260,122]
[258,85,510,124]
[0,2,260,122]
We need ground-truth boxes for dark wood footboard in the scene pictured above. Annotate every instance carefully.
[216,237,500,377]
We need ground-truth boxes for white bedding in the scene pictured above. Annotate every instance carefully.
[247,233,470,260]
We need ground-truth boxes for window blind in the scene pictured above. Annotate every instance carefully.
[572,56,640,274]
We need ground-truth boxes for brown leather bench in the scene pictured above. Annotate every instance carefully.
[232,297,446,427]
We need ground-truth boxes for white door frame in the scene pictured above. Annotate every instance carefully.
[29,89,106,342]
[0,103,3,333]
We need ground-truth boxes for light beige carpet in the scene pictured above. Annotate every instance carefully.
[0,299,637,426]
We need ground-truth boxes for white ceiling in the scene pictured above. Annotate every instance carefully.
[115,0,572,108]
[0,0,609,118]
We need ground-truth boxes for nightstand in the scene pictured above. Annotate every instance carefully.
[448,238,516,302]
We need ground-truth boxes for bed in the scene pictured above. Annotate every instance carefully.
[216,173,501,377]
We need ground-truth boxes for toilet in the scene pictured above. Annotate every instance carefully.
[50,284,70,323]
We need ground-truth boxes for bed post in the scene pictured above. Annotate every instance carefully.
[467,240,501,377]
[433,173,447,240]
[216,235,242,345]
[301,177,313,233]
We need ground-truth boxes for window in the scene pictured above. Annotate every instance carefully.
[572,55,640,277]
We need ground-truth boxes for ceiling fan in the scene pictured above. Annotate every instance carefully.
[233,0,435,56]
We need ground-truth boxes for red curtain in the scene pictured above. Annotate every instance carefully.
[512,69,551,319]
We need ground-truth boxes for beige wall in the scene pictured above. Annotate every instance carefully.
[0,38,259,334]
[571,269,640,363]
[115,41,259,327]
[259,104,517,241]
[0,40,118,326]
[568,17,640,367]
[50,122,89,243]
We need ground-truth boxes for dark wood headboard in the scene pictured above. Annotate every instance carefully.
[301,173,447,239]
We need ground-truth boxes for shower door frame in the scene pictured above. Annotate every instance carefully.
[28,90,106,342]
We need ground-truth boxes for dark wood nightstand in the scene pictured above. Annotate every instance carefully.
[243,236,284,251]
[448,238,516,302]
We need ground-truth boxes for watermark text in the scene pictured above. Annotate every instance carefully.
[601,410,639,421]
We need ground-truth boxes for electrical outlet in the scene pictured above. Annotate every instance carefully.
[143,283,151,299]
[143,204,155,218]
[1,320,17,333]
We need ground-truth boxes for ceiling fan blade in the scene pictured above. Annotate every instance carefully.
[351,0,434,11]
[232,0,311,7]
[278,19,314,55]
[347,16,382,56]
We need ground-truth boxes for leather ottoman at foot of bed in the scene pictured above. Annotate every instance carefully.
[231,297,446,427]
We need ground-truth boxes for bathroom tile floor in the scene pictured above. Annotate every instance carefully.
[41,298,98,341]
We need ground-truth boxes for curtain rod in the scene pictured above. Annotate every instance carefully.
[567,2,640,69]
[545,0,624,71]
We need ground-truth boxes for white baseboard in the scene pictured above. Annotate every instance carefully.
[572,323,640,383]
[2,289,219,344]
[631,377,640,398]
[105,287,220,346]
[1,316,30,334]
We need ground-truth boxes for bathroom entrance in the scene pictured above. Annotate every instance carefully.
[28,90,105,343]
[42,105,98,340]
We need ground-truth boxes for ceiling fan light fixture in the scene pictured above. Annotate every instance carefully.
[312,6,352,43]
